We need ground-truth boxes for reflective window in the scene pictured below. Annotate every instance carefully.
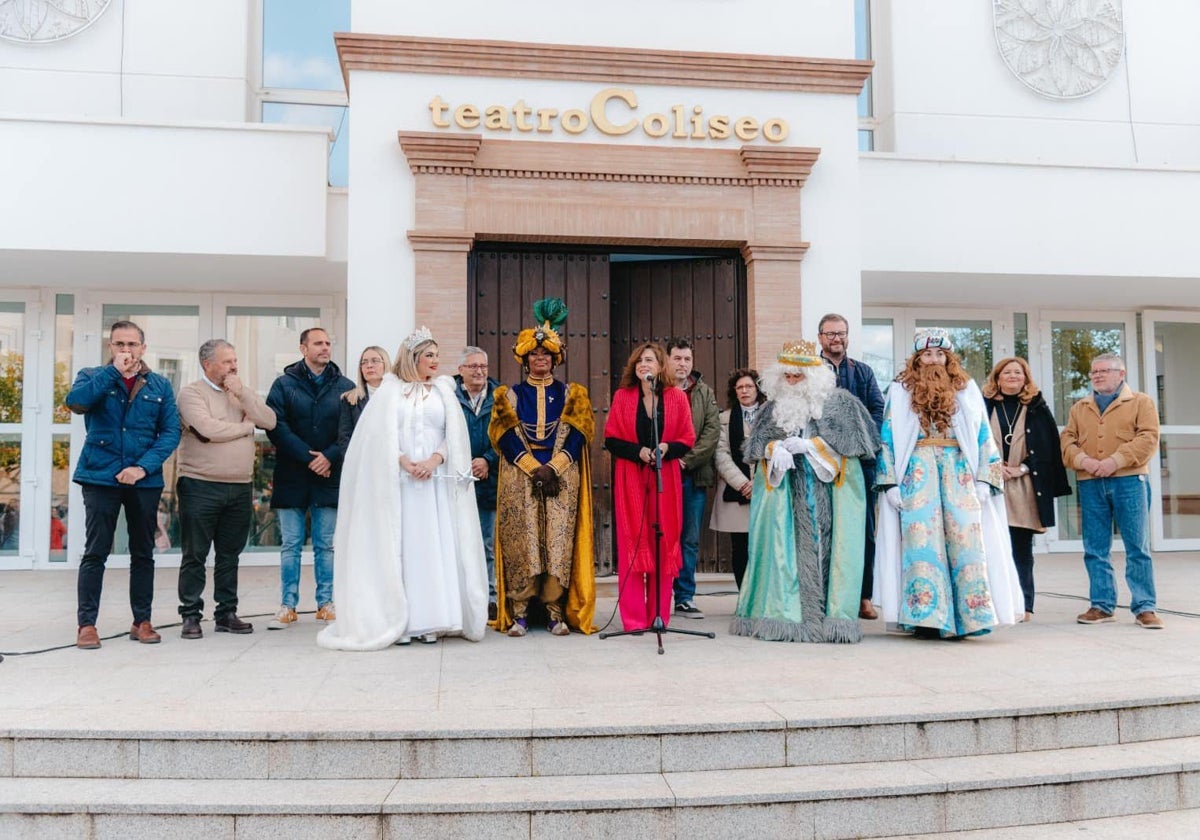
[52,295,73,562]
[915,318,993,385]
[1014,312,1029,363]
[0,303,25,424]
[1049,320,1125,541]
[858,129,874,152]
[262,102,348,187]
[862,318,895,385]
[226,306,323,550]
[1153,321,1200,540]
[262,0,349,91]
[855,0,873,119]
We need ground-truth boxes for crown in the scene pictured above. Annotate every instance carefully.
[778,339,822,367]
[403,325,434,352]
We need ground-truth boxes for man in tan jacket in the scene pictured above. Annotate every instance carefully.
[1060,353,1162,629]
[175,339,277,638]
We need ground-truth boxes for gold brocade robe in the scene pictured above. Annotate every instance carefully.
[489,380,597,634]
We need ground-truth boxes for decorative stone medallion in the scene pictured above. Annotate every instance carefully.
[0,0,113,44]
[993,0,1125,99]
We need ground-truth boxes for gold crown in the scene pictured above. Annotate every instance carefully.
[778,339,822,367]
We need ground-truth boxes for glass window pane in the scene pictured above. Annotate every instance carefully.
[262,102,348,187]
[227,307,323,551]
[1049,321,1124,423]
[1014,312,1029,363]
[0,303,25,423]
[55,294,73,424]
[1162,433,1200,539]
[0,433,19,554]
[262,0,349,91]
[1153,321,1200,425]
[916,318,993,384]
[855,0,873,118]
[50,433,69,562]
[858,128,874,151]
[862,318,894,385]
[101,306,201,397]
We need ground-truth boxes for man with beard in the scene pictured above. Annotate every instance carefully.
[490,298,597,637]
[874,328,1023,639]
[731,341,879,644]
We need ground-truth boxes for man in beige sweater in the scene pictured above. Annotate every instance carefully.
[176,339,277,639]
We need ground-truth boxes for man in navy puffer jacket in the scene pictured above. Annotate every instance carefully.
[67,321,181,649]
[264,328,354,629]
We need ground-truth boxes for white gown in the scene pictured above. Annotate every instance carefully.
[317,374,487,651]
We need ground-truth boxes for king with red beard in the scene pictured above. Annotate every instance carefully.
[873,328,1024,639]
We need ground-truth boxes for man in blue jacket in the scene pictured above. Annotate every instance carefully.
[455,346,500,619]
[818,313,885,620]
[67,321,181,649]
[265,328,354,629]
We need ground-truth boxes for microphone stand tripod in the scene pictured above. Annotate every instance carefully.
[601,377,715,654]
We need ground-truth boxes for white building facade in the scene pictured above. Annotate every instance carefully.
[0,0,1196,571]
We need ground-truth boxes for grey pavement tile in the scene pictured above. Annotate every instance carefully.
[234,814,383,839]
[532,807,674,840]
[662,728,785,772]
[13,738,138,779]
[383,773,673,813]
[813,791,946,839]
[0,813,91,839]
[93,813,237,839]
[399,737,530,779]
[532,734,660,776]
[675,802,816,839]
[384,811,529,838]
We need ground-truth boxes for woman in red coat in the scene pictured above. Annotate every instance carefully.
[604,343,695,630]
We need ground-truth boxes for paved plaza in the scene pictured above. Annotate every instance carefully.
[1,552,1197,736]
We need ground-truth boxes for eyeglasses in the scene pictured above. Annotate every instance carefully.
[110,341,142,349]
[460,364,488,371]
[820,331,848,339]
[1089,368,1123,375]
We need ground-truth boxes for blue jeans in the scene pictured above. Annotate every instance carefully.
[674,474,707,604]
[277,506,336,609]
[478,505,496,601]
[1079,475,1156,615]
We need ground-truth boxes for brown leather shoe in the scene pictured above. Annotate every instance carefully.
[77,625,101,649]
[1135,611,1164,629]
[215,613,253,634]
[859,599,878,620]
[129,621,161,644]
[1076,607,1116,624]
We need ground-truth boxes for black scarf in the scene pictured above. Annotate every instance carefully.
[723,404,753,504]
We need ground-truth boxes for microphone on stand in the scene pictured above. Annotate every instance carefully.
[643,372,659,390]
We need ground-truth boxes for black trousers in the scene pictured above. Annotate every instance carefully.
[1009,526,1037,613]
[77,483,162,627]
[861,460,877,601]
[730,532,749,590]
[177,477,252,619]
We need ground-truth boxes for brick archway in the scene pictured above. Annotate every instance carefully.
[397,131,818,370]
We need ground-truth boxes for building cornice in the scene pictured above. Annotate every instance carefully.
[397,132,821,187]
[337,33,872,95]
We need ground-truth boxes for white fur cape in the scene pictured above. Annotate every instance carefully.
[316,373,487,651]
[873,379,1024,629]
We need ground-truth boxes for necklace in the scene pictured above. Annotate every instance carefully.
[997,397,1019,446]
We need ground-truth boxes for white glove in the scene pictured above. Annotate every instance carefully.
[781,436,812,455]
[769,445,796,477]
[975,481,992,503]
[884,487,902,510]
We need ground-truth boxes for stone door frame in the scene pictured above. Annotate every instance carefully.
[398,131,819,369]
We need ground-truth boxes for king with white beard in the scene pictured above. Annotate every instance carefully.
[730,341,880,643]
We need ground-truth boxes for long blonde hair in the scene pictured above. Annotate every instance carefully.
[344,345,391,406]
[982,356,1039,404]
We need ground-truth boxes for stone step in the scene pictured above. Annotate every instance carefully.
[5,696,1200,780]
[878,807,1200,839]
[1,736,1198,838]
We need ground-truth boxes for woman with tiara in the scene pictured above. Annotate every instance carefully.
[317,327,487,650]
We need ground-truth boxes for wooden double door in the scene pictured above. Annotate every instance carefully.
[469,246,746,575]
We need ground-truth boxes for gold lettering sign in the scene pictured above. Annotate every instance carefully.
[427,88,789,143]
